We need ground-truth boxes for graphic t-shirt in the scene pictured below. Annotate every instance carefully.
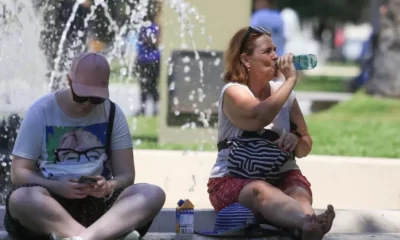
[12,92,133,180]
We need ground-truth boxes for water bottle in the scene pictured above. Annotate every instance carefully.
[276,54,318,70]
[293,54,318,70]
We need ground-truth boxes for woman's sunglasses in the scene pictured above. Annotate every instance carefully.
[240,26,272,53]
[71,87,105,105]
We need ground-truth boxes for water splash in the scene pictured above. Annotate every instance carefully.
[0,0,217,200]
[0,0,47,114]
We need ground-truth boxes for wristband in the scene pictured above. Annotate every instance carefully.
[291,130,302,138]
[104,180,115,201]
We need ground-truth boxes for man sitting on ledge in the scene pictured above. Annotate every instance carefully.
[4,52,165,240]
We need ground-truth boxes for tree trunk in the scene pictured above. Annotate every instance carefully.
[366,0,400,98]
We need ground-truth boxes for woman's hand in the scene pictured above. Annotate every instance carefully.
[277,53,297,81]
[87,176,113,198]
[274,128,299,152]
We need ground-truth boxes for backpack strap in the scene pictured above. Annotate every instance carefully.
[106,100,116,159]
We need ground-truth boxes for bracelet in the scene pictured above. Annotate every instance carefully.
[104,180,115,201]
[291,130,302,138]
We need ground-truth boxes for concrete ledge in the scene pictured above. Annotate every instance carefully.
[2,232,400,240]
[142,233,400,239]
[2,207,400,234]
[132,151,400,210]
[1,231,400,240]
[148,208,400,234]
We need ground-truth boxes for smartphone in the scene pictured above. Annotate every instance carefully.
[78,175,98,184]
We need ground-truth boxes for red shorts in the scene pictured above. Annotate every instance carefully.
[207,170,312,212]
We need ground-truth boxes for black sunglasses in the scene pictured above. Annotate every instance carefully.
[71,87,105,105]
[240,26,272,53]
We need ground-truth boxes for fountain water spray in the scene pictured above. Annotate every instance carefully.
[0,0,216,203]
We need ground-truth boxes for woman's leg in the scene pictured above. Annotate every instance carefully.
[281,170,335,233]
[238,180,325,240]
[207,177,253,212]
[285,186,315,214]
[280,170,315,215]
[238,180,307,230]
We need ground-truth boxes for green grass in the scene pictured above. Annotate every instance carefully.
[127,116,216,151]
[109,59,138,84]
[295,75,349,92]
[306,91,400,158]
[128,92,400,158]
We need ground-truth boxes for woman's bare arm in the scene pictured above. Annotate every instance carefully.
[290,99,313,158]
[223,79,296,132]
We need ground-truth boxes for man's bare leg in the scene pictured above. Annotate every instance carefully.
[8,186,86,237]
[78,183,165,240]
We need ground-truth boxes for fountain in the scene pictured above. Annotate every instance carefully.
[0,0,231,205]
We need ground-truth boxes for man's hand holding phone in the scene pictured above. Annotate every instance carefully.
[52,175,112,199]
[78,175,112,198]
[78,175,98,184]
[50,178,93,199]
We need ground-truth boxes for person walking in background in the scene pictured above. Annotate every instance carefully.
[135,0,161,116]
[251,0,286,81]
[251,0,285,57]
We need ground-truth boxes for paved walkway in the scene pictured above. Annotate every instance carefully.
[305,65,360,77]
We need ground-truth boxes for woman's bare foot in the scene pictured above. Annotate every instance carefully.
[317,204,336,233]
[302,215,324,240]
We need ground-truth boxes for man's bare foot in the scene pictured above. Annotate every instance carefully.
[302,215,324,240]
[317,204,336,233]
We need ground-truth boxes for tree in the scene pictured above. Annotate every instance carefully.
[366,0,400,98]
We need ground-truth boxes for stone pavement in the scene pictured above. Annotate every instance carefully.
[305,65,360,78]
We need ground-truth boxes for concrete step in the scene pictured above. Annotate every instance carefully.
[1,231,400,240]
[142,233,400,239]
[149,208,400,234]
[2,206,400,234]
